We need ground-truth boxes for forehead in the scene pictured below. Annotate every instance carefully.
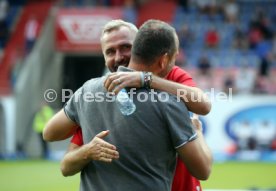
[101,26,135,49]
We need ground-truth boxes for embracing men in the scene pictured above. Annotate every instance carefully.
[44,19,212,191]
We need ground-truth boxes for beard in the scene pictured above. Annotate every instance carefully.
[113,60,130,72]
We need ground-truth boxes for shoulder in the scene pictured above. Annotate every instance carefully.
[70,77,105,101]
[166,66,188,78]
[82,76,106,92]
[166,66,196,87]
[156,90,188,111]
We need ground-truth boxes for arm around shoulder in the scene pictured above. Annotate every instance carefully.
[151,76,211,115]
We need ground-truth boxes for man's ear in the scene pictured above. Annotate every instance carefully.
[159,53,169,70]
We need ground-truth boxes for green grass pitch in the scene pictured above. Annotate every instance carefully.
[0,160,79,191]
[0,160,276,191]
[201,161,276,190]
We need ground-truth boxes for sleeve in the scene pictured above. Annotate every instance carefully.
[166,66,196,87]
[63,87,83,125]
[71,127,84,146]
[162,96,197,148]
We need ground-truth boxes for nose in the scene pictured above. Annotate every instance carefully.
[115,51,123,62]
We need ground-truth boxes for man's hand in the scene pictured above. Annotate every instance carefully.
[191,114,203,132]
[104,72,142,94]
[83,130,119,162]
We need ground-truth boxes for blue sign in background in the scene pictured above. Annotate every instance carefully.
[224,105,276,161]
[225,105,276,140]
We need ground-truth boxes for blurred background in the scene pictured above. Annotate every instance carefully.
[0,0,276,190]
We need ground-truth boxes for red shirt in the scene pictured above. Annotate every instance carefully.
[165,66,196,87]
[70,66,201,191]
[71,127,83,146]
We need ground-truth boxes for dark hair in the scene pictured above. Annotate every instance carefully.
[131,20,178,65]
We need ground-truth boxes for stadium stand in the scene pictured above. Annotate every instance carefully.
[0,1,53,94]
[0,0,275,95]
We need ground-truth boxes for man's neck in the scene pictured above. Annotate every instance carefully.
[128,61,153,73]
